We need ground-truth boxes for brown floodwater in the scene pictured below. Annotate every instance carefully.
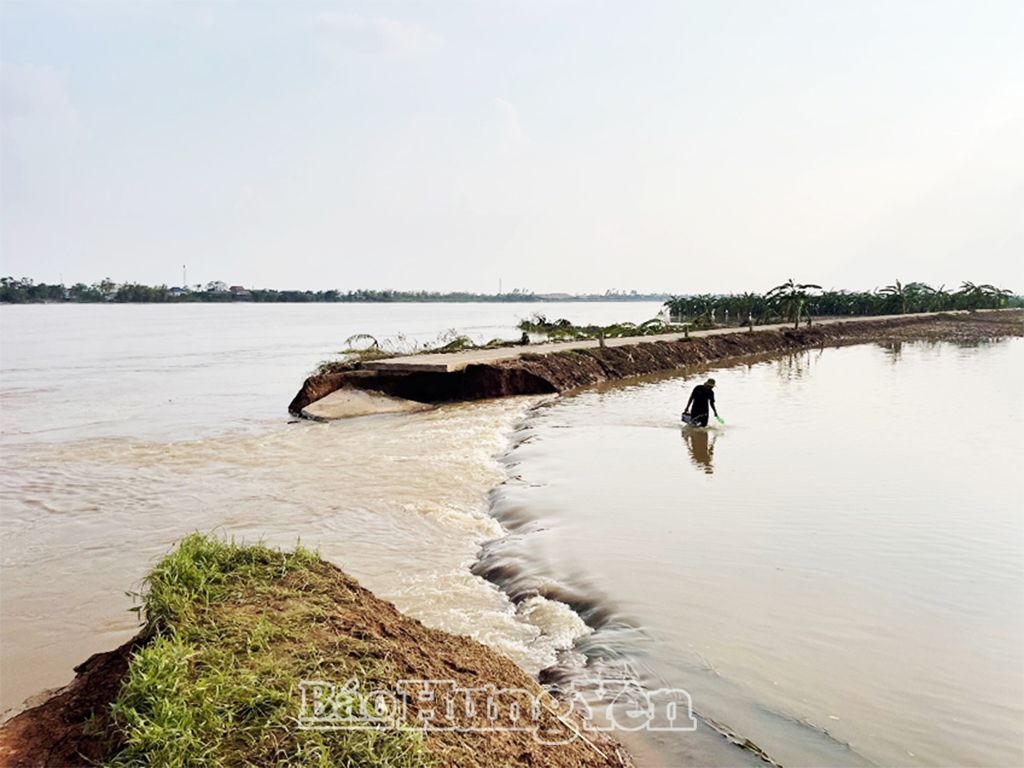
[482,339,1024,766]
[1,305,1021,767]
[0,302,653,709]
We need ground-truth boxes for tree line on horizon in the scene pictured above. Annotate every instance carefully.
[0,277,1018,318]
[664,280,1020,328]
[0,278,664,304]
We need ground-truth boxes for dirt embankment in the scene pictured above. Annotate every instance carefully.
[289,312,1023,414]
[0,538,632,768]
[0,640,142,767]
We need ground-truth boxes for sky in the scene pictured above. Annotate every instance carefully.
[1,0,1022,294]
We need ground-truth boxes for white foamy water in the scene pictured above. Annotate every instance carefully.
[0,397,592,699]
[0,302,658,711]
[3,304,1021,768]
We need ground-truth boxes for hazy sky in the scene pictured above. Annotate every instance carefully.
[2,0,1022,294]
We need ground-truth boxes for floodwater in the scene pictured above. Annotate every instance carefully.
[0,302,657,709]
[1,304,1021,767]
[485,340,1024,767]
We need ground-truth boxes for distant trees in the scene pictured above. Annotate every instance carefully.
[1,275,1020,311]
[0,277,679,304]
[113,283,170,302]
[67,283,101,301]
[955,281,1013,309]
[663,279,1020,329]
[878,280,908,314]
[0,277,65,303]
[766,279,823,328]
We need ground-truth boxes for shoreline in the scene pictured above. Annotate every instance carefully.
[0,536,633,767]
[289,311,1024,417]
[3,315,1020,766]
[470,330,1024,767]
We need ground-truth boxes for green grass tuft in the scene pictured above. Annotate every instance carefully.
[107,534,432,768]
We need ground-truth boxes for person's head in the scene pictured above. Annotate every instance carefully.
[705,378,716,388]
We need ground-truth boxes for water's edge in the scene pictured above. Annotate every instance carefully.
[2,317,1020,766]
[290,311,1023,414]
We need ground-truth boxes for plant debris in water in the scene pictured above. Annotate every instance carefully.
[314,329,524,375]
[517,314,691,340]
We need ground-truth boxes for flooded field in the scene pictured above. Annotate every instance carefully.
[1,305,1021,767]
[485,339,1024,766]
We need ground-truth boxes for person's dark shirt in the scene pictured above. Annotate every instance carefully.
[689,384,715,415]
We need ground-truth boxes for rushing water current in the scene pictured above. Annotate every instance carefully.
[1,304,1021,767]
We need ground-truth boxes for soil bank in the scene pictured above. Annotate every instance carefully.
[289,311,1023,415]
[0,536,631,768]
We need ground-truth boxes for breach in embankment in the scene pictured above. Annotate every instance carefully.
[0,535,632,768]
[289,311,1024,418]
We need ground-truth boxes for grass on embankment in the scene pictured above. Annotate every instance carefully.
[106,534,430,767]
[102,534,629,768]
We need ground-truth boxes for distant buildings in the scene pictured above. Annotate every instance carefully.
[167,283,251,299]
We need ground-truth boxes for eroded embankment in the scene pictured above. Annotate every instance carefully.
[289,312,1024,414]
[0,536,631,768]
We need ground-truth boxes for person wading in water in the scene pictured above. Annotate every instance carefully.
[682,378,718,427]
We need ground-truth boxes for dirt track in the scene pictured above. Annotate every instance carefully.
[289,311,1023,414]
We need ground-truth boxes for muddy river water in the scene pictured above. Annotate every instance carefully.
[1,304,1021,766]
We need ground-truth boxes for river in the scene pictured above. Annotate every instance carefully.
[1,304,1021,767]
